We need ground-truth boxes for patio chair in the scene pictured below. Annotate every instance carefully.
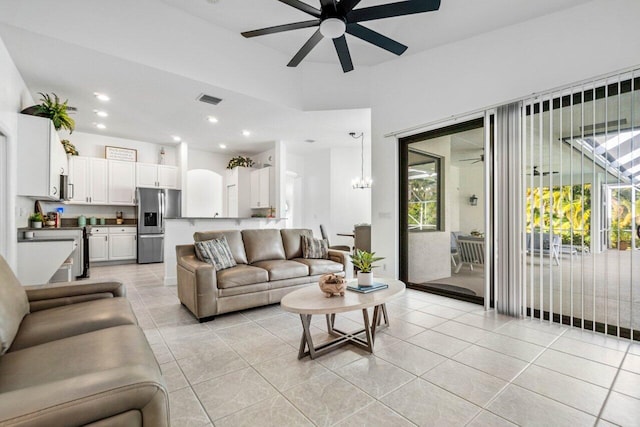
[526,233,561,265]
[454,236,485,273]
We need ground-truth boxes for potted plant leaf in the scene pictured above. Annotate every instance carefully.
[226,156,255,169]
[29,212,44,229]
[21,92,76,134]
[350,249,384,286]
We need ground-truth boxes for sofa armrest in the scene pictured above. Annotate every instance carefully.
[328,249,354,279]
[24,280,126,312]
[176,245,218,319]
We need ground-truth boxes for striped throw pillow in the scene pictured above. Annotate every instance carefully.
[194,236,237,271]
[302,235,329,259]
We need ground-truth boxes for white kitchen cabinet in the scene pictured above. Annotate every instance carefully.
[136,163,179,189]
[108,160,136,205]
[89,228,109,262]
[68,156,108,204]
[226,166,252,217]
[250,167,273,209]
[17,114,69,199]
[108,227,137,260]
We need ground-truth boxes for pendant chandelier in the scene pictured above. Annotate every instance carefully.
[350,132,372,189]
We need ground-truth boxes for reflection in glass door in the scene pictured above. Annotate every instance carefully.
[400,118,489,304]
[522,72,640,339]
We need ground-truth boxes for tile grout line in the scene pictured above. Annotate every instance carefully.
[593,342,632,426]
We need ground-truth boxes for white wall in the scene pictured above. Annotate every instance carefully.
[457,164,484,234]
[188,148,228,175]
[68,132,177,165]
[370,0,640,278]
[0,36,33,268]
[186,169,222,217]
[330,147,372,248]
[302,149,331,238]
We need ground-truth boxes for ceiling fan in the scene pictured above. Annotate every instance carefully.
[532,166,559,176]
[241,0,442,73]
[460,151,484,164]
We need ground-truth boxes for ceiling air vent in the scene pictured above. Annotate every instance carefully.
[197,94,223,105]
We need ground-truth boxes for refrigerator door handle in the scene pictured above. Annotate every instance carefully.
[159,191,165,232]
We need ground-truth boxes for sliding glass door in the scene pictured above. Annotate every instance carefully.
[522,73,640,339]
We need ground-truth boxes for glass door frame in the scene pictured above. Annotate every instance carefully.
[399,116,494,307]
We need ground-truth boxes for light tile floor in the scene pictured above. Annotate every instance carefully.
[92,263,640,427]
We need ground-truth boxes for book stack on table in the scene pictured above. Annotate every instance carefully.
[347,282,389,294]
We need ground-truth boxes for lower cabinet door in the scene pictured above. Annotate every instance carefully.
[89,234,109,262]
[109,234,137,260]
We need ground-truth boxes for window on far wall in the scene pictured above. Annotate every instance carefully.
[408,148,443,231]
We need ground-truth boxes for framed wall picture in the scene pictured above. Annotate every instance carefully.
[105,146,137,162]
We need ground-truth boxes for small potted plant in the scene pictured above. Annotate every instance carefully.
[29,212,44,229]
[21,92,76,133]
[350,249,384,286]
[226,156,255,169]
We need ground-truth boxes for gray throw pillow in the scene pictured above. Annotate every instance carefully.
[302,235,329,259]
[194,236,237,271]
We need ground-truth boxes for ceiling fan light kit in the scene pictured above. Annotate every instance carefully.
[241,0,442,73]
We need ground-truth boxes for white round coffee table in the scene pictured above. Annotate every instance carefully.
[281,278,405,359]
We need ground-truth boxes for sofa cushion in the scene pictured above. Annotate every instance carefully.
[242,229,286,263]
[194,236,237,271]
[252,260,310,281]
[8,297,137,352]
[0,325,168,426]
[293,258,344,276]
[0,256,30,355]
[302,235,329,259]
[280,229,313,259]
[217,264,269,289]
[194,230,248,264]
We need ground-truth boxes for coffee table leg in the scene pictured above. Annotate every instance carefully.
[298,314,316,359]
[326,313,336,335]
[361,308,374,353]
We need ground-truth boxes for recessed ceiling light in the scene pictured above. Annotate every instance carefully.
[94,123,106,130]
[219,144,227,149]
[172,135,182,142]
[207,116,219,123]
[242,130,251,137]
[305,139,316,143]
[94,92,110,102]
[93,109,108,118]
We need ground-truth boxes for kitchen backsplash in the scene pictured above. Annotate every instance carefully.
[16,196,136,228]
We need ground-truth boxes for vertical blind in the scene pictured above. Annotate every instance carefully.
[520,70,639,339]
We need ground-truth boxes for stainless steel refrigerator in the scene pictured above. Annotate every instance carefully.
[136,188,181,264]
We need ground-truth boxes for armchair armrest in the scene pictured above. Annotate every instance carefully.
[25,280,125,312]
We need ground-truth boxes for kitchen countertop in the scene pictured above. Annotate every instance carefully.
[18,227,84,231]
[18,237,76,243]
[165,217,286,220]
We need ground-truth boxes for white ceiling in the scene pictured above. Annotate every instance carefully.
[0,0,591,155]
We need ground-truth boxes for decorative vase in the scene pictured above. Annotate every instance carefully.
[319,273,347,298]
[357,271,373,286]
[31,221,42,229]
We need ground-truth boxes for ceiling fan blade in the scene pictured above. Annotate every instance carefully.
[320,0,337,12]
[347,0,441,23]
[287,29,324,67]
[340,0,362,13]
[346,24,407,55]
[242,19,320,38]
[333,35,354,73]
[278,0,321,17]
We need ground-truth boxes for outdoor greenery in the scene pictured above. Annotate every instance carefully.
[526,184,591,248]
[408,176,438,230]
[610,188,640,249]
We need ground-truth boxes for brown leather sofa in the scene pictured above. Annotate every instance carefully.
[0,256,169,426]
[176,229,350,321]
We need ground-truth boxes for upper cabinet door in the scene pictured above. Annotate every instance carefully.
[250,169,261,208]
[69,156,89,203]
[157,165,178,189]
[136,163,158,188]
[90,158,109,204]
[108,160,136,205]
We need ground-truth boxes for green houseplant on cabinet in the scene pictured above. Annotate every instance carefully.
[350,249,384,286]
[21,92,76,134]
[29,212,44,229]
[226,156,254,169]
